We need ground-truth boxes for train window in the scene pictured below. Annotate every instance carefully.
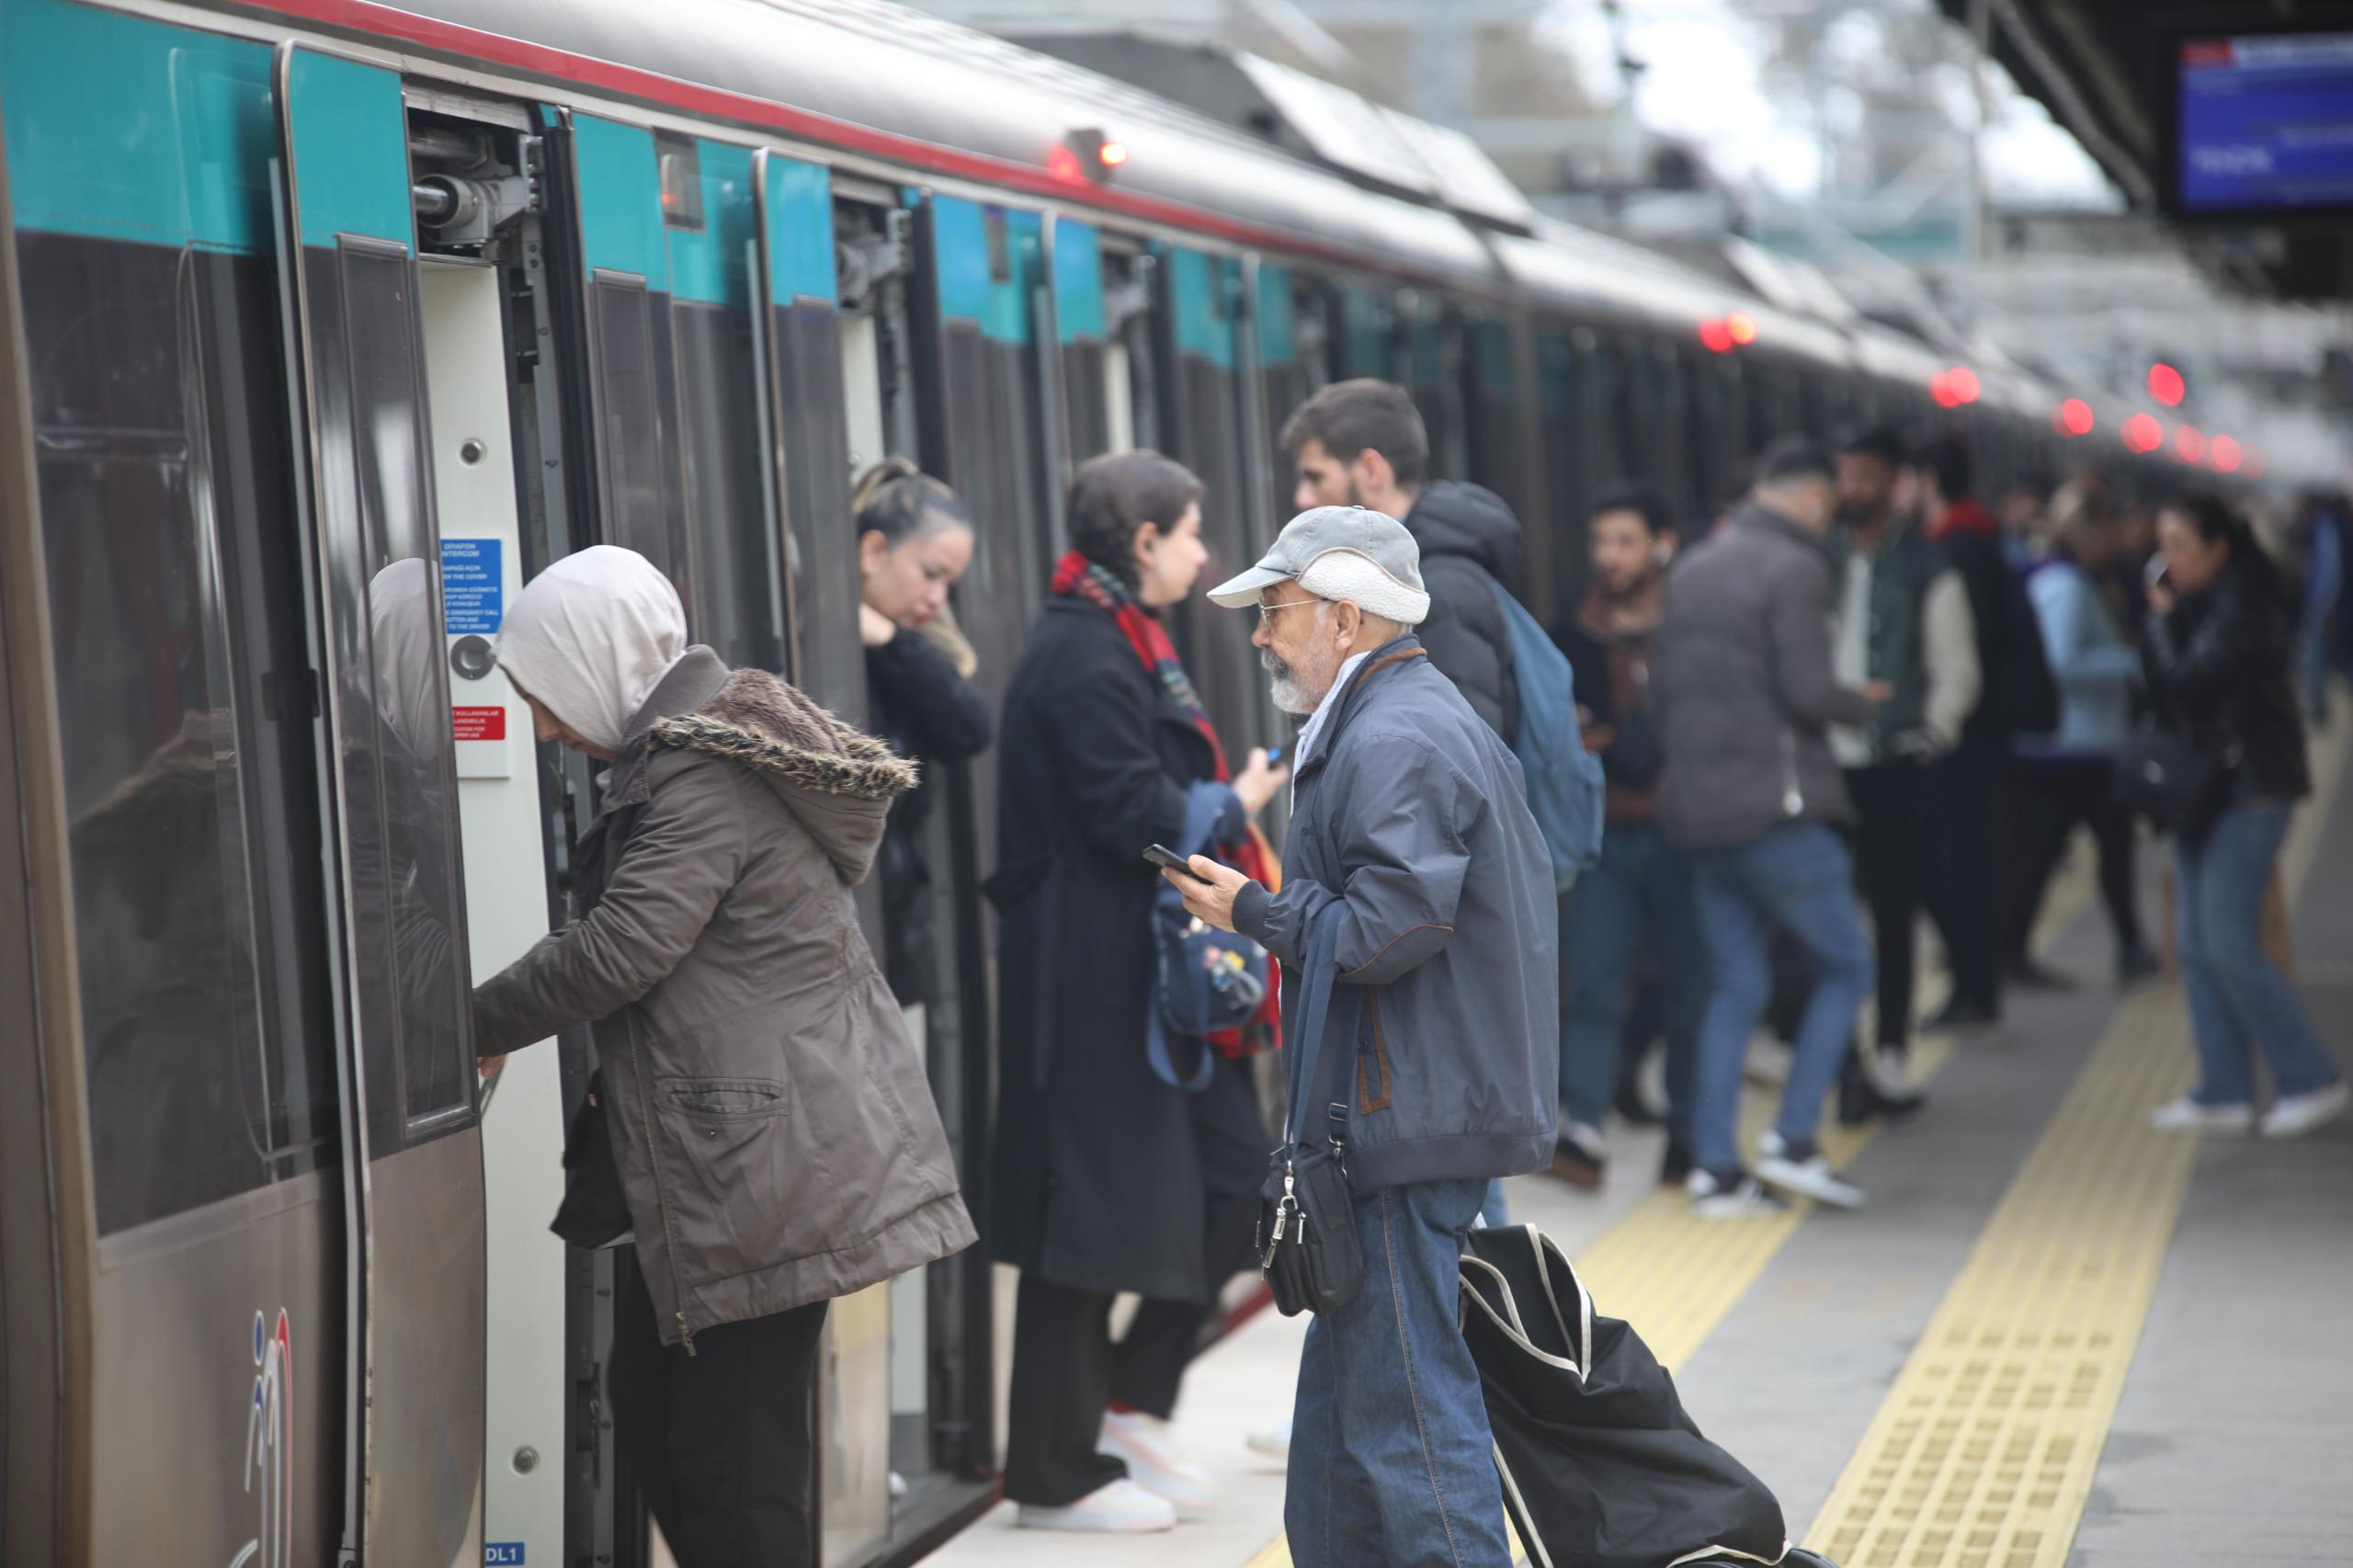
[331,241,474,1138]
[656,133,706,233]
[26,234,336,1233]
[587,268,684,583]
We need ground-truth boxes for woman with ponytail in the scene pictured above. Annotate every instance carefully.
[2142,492,2347,1139]
[989,451,1287,1533]
[854,460,991,1011]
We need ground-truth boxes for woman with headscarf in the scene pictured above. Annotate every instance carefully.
[988,452,1287,1534]
[470,546,977,1567]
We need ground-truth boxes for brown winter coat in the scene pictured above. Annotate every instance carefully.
[473,648,976,1348]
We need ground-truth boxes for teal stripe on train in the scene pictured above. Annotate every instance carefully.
[760,153,836,306]
[926,193,1030,345]
[1257,261,1297,368]
[0,0,274,253]
[1051,217,1103,343]
[282,51,414,250]
[1162,244,1235,370]
[666,138,755,309]
[574,114,668,288]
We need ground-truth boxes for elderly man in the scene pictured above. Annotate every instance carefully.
[1165,506,1555,1568]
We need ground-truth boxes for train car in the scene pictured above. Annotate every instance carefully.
[0,3,2177,1567]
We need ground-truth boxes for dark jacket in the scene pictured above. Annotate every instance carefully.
[2143,552,2312,802]
[1828,514,1955,758]
[866,627,992,1004]
[1233,639,1557,1191]
[1932,500,2048,740]
[987,599,1264,1302]
[1403,481,1523,739]
[1654,504,1872,851]
[1553,586,1666,825]
[473,651,976,1347]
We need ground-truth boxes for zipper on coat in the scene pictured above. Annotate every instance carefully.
[1779,730,1803,817]
[627,1013,697,1357]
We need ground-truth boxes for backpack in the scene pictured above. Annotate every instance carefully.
[1488,579,1606,892]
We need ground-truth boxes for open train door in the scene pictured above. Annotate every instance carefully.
[271,42,487,1567]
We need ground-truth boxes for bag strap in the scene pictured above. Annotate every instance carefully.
[1282,905,1363,1147]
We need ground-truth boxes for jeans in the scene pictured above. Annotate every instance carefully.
[1560,824,1701,1143]
[2175,802,2341,1105]
[1689,823,1876,1176]
[1288,1178,1511,1568]
[1924,735,2006,1011]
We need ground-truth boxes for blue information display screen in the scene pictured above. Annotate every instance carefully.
[2178,32,2353,213]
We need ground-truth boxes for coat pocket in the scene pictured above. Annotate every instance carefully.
[657,1075,789,1122]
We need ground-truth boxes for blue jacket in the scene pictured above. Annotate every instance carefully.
[1233,637,1558,1190]
[2016,559,2138,760]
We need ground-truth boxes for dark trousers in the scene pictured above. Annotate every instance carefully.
[1845,757,1928,1053]
[610,1262,828,1568]
[1923,735,2006,1013]
[2004,758,2143,962]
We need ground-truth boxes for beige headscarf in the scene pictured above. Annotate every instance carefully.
[496,546,688,754]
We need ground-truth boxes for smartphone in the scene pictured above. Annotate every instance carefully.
[2144,551,2169,591]
[1142,843,1206,879]
[1264,744,1284,766]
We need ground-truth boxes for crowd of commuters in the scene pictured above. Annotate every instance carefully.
[461,372,2350,1563]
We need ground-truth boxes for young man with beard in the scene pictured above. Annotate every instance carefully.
[1550,482,1703,1187]
[1163,506,1557,1566]
[1281,379,1523,740]
[1830,426,1980,1119]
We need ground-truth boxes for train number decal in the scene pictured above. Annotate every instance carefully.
[228,1309,293,1568]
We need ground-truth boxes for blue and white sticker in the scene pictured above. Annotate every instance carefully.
[442,539,504,635]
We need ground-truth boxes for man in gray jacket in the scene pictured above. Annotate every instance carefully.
[1656,439,1886,1218]
[1166,506,1555,1568]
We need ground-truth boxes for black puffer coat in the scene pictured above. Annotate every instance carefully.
[1402,481,1524,739]
[2143,551,2311,802]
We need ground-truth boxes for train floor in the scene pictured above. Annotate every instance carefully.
[930,708,2353,1568]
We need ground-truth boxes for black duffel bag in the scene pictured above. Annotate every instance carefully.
[2114,729,2239,841]
[1462,1223,1831,1568]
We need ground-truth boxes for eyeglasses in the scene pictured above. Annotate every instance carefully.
[1256,597,1322,625]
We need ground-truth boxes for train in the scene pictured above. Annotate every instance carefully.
[0,0,2193,1565]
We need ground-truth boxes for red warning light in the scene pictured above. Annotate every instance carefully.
[2211,434,2243,472]
[2148,362,2186,406]
[1725,312,1757,346]
[2122,413,2164,453]
[2172,425,2206,464]
[1048,143,1084,181]
[1948,368,1980,404]
[1930,372,1959,408]
[1699,318,1734,354]
[1057,128,1127,182]
[1097,140,1129,168]
[2059,398,2095,437]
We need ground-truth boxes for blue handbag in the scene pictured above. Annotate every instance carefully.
[1145,783,1272,1092]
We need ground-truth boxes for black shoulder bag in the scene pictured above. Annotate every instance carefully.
[1257,905,1366,1317]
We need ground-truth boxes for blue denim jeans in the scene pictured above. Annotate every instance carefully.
[1688,823,1875,1176]
[1287,1178,1510,1568]
[1561,823,1702,1143]
[2176,802,2341,1104]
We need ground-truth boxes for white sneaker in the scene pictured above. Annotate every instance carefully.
[1687,1168,1788,1220]
[1745,1033,1795,1086]
[1098,1409,1213,1519]
[2259,1081,2349,1140]
[1017,1477,1179,1533]
[1245,1419,1291,1462]
[1866,1047,1921,1101]
[2150,1096,2256,1133]
[1755,1131,1865,1209]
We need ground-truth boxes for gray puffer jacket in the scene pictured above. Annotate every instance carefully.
[474,648,976,1349]
[1233,639,1557,1190]
[1654,504,1873,851]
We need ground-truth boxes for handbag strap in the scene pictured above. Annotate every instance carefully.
[1282,905,1363,1148]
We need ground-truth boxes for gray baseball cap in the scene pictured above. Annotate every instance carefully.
[1207,506,1430,622]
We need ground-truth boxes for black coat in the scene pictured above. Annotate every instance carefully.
[2143,552,2311,802]
[987,598,1266,1302]
[867,627,992,1005]
[1403,481,1524,740]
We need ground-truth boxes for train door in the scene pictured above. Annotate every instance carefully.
[273,42,488,1567]
[1256,260,1308,509]
[1052,215,1114,470]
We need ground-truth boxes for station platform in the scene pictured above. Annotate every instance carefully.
[932,715,2353,1568]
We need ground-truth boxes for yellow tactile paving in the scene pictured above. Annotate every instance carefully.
[1804,721,2348,1568]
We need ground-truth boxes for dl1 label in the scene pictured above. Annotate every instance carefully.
[485,1547,524,1566]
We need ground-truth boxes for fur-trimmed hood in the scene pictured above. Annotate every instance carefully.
[653,667,916,883]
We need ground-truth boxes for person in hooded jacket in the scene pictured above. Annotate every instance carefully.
[989,452,1288,1534]
[1280,378,1522,739]
[2140,495,2347,1141]
[852,460,992,1010]
[470,547,977,1568]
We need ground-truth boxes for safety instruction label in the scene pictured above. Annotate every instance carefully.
[452,706,506,744]
[442,538,503,634]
